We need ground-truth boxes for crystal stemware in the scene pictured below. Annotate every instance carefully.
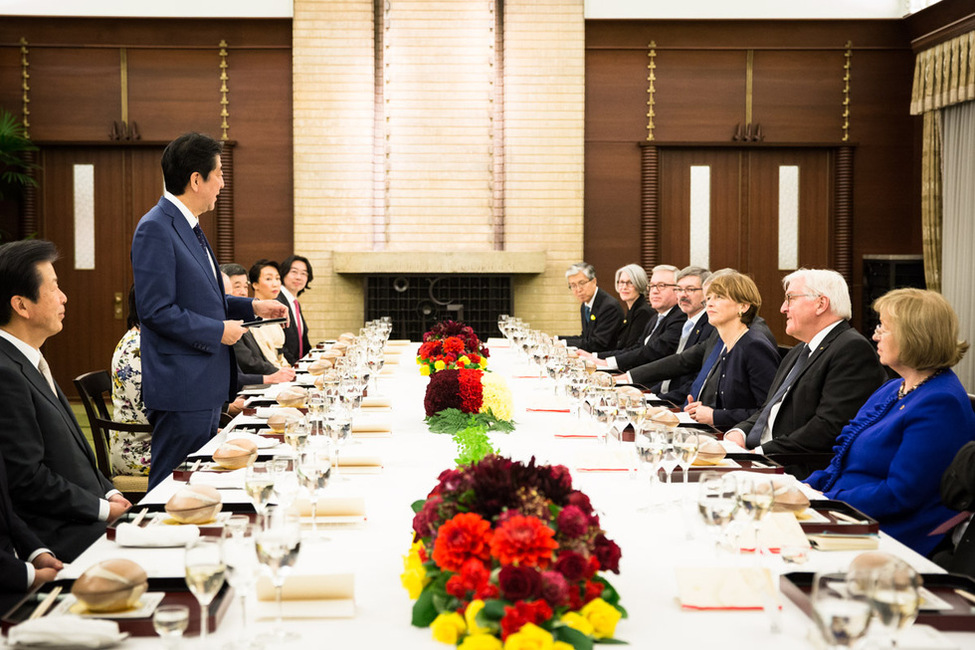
[810,572,873,649]
[697,471,739,556]
[244,462,275,516]
[296,446,332,538]
[153,604,189,649]
[184,537,225,643]
[255,509,302,643]
[221,521,262,649]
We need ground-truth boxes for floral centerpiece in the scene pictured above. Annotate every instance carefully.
[424,369,515,464]
[402,456,626,649]
[418,321,490,375]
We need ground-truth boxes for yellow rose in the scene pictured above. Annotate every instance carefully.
[464,600,491,636]
[403,539,425,571]
[431,612,466,645]
[434,359,446,371]
[503,623,553,650]
[419,364,431,376]
[553,643,574,650]
[459,634,503,650]
[559,611,594,637]
[580,598,621,640]
[458,355,471,365]
[400,566,426,599]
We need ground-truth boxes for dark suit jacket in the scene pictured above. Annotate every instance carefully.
[609,306,686,372]
[132,197,255,411]
[276,291,310,365]
[0,338,115,561]
[937,441,975,577]
[234,331,280,375]
[0,446,47,604]
[614,295,653,351]
[696,329,780,430]
[626,316,776,389]
[736,320,887,455]
[563,288,624,353]
[653,312,714,403]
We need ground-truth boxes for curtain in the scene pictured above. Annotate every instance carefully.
[921,111,942,293]
[941,100,975,392]
[911,31,975,116]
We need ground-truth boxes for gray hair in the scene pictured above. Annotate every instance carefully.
[782,268,852,320]
[702,267,737,290]
[614,264,648,294]
[565,262,596,280]
[651,264,679,278]
[677,265,711,284]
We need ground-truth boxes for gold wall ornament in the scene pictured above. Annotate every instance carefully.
[219,40,230,141]
[20,37,30,136]
[842,40,852,142]
[646,41,656,141]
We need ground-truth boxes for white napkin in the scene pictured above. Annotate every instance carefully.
[189,468,246,489]
[7,615,128,648]
[227,431,279,450]
[114,522,200,547]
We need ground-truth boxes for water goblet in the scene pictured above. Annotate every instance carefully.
[255,509,302,643]
[697,472,739,556]
[810,572,874,649]
[153,604,189,649]
[284,416,310,451]
[270,459,299,510]
[221,522,262,649]
[634,432,665,511]
[656,427,680,490]
[865,559,921,647]
[592,390,618,445]
[673,430,701,489]
[244,462,275,516]
[184,537,225,643]
[325,407,353,478]
[296,447,332,538]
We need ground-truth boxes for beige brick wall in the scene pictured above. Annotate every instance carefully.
[293,0,584,340]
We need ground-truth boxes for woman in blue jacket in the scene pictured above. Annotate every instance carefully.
[806,288,975,555]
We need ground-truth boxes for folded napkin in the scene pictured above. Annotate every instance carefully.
[691,457,740,468]
[675,567,778,610]
[114,521,200,547]
[189,468,246,489]
[554,433,597,439]
[573,448,636,472]
[806,533,880,551]
[292,496,366,518]
[382,354,401,364]
[360,396,392,409]
[226,431,279,450]
[336,454,383,473]
[7,615,128,648]
[380,366,397,376]
[352,418,392,437]
[255,574,355,619]
[737,512,810,553]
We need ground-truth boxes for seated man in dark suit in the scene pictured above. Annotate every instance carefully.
[0,239,131,561]
[561,262,623,354]
[0,446,62,612]
[723,269,887,476]
[582,264,686,372]
[934,441,975,576]
[652,266,712,402]
[277,254,313,364]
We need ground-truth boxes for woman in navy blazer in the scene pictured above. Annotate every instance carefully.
[683,271,779,431]
[612,263,653,350]
[806,289,975,555]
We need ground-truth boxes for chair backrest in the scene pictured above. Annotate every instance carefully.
[969,393,975,414]
[73,370,114,479]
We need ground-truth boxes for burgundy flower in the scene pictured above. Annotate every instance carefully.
[556,505,588,538]
[565,490,593,515]
[498,565,542,602]
[554,550,588,582]
[540,570,569,607]
[412,495,442,537]
[594,534,622,574]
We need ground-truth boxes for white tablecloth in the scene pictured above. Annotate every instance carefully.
[35,340,971,649]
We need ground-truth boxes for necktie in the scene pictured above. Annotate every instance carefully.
[687,342,724,403]
[660,319,696,394]
[293,300,304,358]
[192,224,217,280]
[643,314,662,345]
[583,304,591,328]
[37,354,58,396]
[745,344,811,448]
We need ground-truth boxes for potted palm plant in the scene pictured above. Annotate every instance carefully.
[0,108,37,241]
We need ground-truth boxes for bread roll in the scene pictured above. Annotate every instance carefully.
[166,484,223,524]
[72,559,148,612]
[338,332,357,343]
[212,438,259,470]
[616,386,643,401]
[308,359,333,376]
[649,409,679,429]
[275,386,307,408]
[267,407,304,433]
[772,486,811,513]
[590,371,615,388]
[694,439,727,465]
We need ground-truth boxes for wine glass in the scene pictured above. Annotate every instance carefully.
[656,427,680,492]
[255,509,302,643]
[697,472,739,556]
[244,462,275,516]
[634,433,665,511]
[673,430,701,489]
[296,446,332,538]
[735,475,776,553]
[153,604,189,649]
[326,407,353,478]
[810,572,874,649]
[184,537,226,643]
[283,416,310,451]
[270,459,299,510]
[865,560,921,647]
[592,389,618,445]
[565,373,589,431]
[221,521,262,649]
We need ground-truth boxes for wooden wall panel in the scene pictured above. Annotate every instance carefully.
[583,141,642,281]
[654,50,745,143]
[584,49,647,142]
[752,51,844,142]
[127,49,221,140]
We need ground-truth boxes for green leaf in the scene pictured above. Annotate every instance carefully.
[553,625,594,650]
[481,599,508,620]
[411,586,438,627]
[411,499,427,514]
[595,638,629,645]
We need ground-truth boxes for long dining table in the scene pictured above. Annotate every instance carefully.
[37,338,973,649]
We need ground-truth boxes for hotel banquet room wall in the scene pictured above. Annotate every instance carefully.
[1,1,973,386]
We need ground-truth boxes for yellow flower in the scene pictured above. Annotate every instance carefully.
[434,359,446,371]
[480,373,513,422]
[400,565,426,599]
[431,612,466,645]
[404,539,425,571]
[465,600,491,636]
[579,598,621,640]
[553,644,574,650]
[559,611,594,637]
[503,623,553,650]
[590,314,596,321]
[419,364,431,376]
[458,355,471,366]
[459,634,503,650]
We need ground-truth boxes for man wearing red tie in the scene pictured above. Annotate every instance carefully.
[277,255,313,364]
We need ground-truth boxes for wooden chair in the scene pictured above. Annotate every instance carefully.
[73,370,151,499]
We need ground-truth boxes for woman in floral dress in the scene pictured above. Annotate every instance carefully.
[110,288,151,476]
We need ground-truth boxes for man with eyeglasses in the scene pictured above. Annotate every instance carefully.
[561,262,623,353]
[723,268,886,478]
[580,264,686,372]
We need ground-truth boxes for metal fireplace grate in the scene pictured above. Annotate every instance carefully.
[365,275,512,343]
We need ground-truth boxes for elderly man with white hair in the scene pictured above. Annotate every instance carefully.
[724,268,887,477]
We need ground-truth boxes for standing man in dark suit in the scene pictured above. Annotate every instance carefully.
[724,269,887,472]
[561,262,623,354]
[132,133,287,489]
[0,239,130,560]
[277,254,313,364]
[583,264,686,372]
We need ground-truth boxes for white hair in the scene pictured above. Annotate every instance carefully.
[782,268,852,320]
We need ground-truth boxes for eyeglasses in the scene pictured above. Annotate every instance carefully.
[568,278,594,291]
[674,286,703,295]
[616,280,635,288]
[648,283,677,292]
[874,323,890,337]
[782,292,819,306]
